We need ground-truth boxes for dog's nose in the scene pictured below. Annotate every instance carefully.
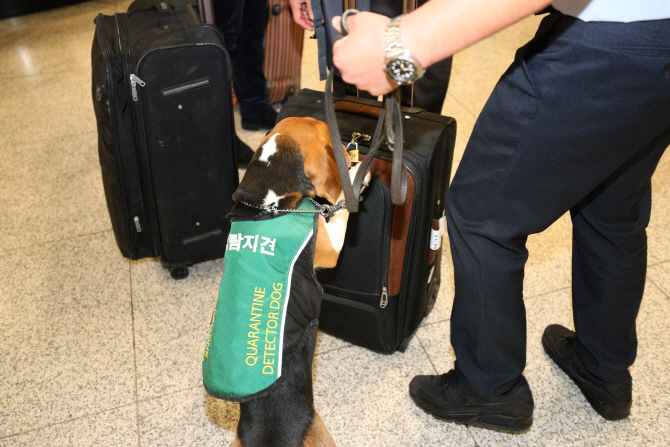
[233,187,261,205]
[232,188,248,204]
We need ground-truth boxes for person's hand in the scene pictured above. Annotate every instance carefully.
[332,12,397,96]
[289,0,314,31]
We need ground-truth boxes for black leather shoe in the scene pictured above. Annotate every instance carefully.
[542,324,632,421]
[409,370,534,433]
[234,135,255,166]
[241,108,278,131]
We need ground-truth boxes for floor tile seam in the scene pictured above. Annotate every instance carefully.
[314,343,354,357]
[466,427,482,447]
[136,385,202,405]
[0,401,137,441]
[0,229,113,255]
[648,259,670,269]
[415,333,440,375]
[129,263,142,447]
[2,130,97,149]
[420,317,450,328]
[647,276,669,299]
[445,92,480,119]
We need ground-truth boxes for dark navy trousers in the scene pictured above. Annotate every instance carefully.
[446,12,670,396]
[214,0,275,120]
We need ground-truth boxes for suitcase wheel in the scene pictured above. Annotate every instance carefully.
[397,335,412,353]
[169,266,190,280]
[161,262,191,280]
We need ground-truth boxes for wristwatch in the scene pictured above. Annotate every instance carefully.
[383,15,424,85]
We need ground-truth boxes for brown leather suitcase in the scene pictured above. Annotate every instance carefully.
[264,0,304,103]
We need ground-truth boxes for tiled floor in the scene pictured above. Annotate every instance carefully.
[1,2,669,446]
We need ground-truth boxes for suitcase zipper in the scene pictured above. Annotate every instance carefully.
[116,13,157,256]
[96,15,137,255]
[380,287,388,308]
[129,74,146,101]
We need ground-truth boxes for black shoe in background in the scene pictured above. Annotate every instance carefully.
[409,370,534,433]
[542,324,632,421]
[234,135,255,166]
[241,108,278,131]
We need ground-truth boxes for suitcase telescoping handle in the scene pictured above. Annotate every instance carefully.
[196,0,215,25]
[325,10,407,213]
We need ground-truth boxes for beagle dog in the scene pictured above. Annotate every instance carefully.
[204,117,368,447]
[232,117,354,270]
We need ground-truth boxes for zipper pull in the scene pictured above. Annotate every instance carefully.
[134,216,142,232]
[380,287,388,308]
[352,132,371,143]
[129,74,145,102]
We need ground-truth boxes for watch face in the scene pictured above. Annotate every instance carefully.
[388,58,417,84]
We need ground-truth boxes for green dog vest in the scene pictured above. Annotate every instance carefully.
[202,199,321,401]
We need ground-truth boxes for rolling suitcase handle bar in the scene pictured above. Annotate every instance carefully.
[325,10,407,212]
[196,0,215,25]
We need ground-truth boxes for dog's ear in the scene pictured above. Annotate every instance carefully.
[303,142,348,205]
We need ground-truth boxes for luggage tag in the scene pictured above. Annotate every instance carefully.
[430,215,447,251]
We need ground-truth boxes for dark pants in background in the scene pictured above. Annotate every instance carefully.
[214,0,275,120]
[447,12,670,396]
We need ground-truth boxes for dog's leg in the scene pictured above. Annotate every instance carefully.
[234,325,326,447]
[303,412,337,447]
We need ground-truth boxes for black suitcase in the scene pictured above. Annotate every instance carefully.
[91,0,238,279]
[277,89,456,353]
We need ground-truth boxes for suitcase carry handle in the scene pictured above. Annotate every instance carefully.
[127,0,178,28]
[325,67,407,213]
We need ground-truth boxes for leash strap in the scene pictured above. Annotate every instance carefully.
[310,0,328,80]
[325,68,407,211]
[326,69,359,212]
[324,9,407,212]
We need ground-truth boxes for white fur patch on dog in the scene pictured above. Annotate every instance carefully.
[258,134,279,164]
[324,215,347,252]
[322,163,370,252]
[262,189,284,206]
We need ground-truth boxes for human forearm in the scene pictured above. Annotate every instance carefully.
[401,0,553,68]
[332,0,554,95]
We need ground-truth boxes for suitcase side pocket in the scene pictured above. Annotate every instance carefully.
[319,293,391,353]
[317,177,396,352]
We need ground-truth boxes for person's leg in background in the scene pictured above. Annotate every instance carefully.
[213,0,277,164]
[409,12,670,432]
[214,0,277,144]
